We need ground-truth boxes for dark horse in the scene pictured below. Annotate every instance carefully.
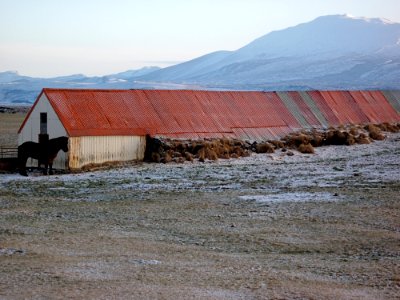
[18,136,69,176]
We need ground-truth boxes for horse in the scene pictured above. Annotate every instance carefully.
[18,136,69,176]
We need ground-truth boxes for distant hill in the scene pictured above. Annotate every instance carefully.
[1,14,400,104]
[0,67,161,104]
[138,14,400,90]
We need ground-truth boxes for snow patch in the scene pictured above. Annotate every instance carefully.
[239,192,339,203]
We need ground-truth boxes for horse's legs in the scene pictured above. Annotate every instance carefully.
[49,162,54,175]
[43,162,48,175]
[18,156,28,176]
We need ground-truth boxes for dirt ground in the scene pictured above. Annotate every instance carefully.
[0,112,399,299]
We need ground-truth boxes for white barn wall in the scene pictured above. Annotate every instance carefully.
[18,94,68,169]
[68,136,146,170]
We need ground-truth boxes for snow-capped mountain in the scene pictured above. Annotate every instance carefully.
[138,14,400,90]
[1,14,399,104]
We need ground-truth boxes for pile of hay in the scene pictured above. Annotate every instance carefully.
[144,137,252,163]
[144,123,400,163]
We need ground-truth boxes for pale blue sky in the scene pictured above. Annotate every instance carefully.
[1,0,399,77]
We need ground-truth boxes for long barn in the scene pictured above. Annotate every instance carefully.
[18,89,400,170]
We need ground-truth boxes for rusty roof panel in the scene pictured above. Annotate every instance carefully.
[307,91,341,126]
[319,91,353,125]
[349,91,380,123]
[382,91,400,113]
[288,91,322,127]
[340,91,370,124]
[264,92,300,128]
[368,91,400,122]
[276,92,309,128]
[299,91,329,128]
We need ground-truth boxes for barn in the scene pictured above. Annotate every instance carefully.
[18,88,400,171]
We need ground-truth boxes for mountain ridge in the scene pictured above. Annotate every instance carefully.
[1,14,400,104]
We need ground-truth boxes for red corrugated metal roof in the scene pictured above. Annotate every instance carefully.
[19,88,400,140]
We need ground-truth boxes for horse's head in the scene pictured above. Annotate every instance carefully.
[60,136,69,152]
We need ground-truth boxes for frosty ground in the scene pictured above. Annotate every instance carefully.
[1,134,399,299]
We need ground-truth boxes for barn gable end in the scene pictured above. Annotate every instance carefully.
[18,92,68,169]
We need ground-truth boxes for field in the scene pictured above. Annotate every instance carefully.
[0,108,27,147]
[0,111,399,299]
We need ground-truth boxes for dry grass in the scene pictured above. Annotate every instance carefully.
[1,132,399,299]
[297,143,315,154]
[1,112,400,298]
[0,112,27,146]
[142,122,400,164]
[255,142,275,154]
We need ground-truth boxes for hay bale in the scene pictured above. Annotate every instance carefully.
[218,145,231,159]
[369,131,385,141]
[365,124,385,140]
[310,132,325,147]
[298,143,315,154]
[345,133,356,146]
[190,142,204,155]
[230,153,239,159]
[205,148,218,161]
[349,126,359,136]
[326,130,347,145]
[378,122,399,133]
[162,152,172,164]
[174,157,185,164]
[198,148,206,162]
[355,133,371,144]
[285,133,310,148]
[242,150,251,157]
[184,152,194,162]
[232,146,245,157]
[172,151,182,158]
[269,140,285,149]
[151,152,161,163]
[255,142,275,154]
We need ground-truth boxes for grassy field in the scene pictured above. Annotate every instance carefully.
[0,109,399,299]
[0,110,27,146]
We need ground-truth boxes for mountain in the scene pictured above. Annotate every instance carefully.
[138,14,400,90]
[0,67,161,104]
[1,14,400,104]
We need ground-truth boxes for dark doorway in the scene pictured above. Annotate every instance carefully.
[40,113,47,134]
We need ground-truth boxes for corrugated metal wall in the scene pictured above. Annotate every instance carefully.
[68,136,146,170]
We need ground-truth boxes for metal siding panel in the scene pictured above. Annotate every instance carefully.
[349,91,382,123]
[325,91,351,124]
[319,91,349,125]
[289,91,324,127]
[307,91,341,126]
[191,91,222,133]
[341,91,370,124]
[264,92,300,128]
[68,136,145,170]
[299,91,329,128]
[382,91,400,113]
[277,92,309,128]
[368,91,400,122]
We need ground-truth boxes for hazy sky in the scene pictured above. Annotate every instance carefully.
[1,0,399,77]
